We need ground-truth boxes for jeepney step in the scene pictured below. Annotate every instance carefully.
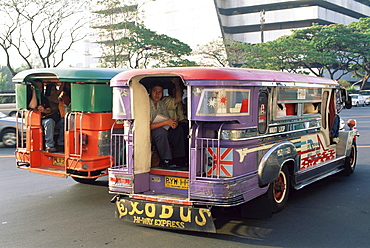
[28,167,66,178]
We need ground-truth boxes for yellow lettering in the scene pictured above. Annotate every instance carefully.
[133,217,153,225]
[128,201,144,215]
[145,203,156,218]
[195,209,211,226]
[133,216,141,223]
[159,205,173,219]
[179,221,185,229]
[179,207,191,222]
[147,218,153,225]
[116,200,128,218]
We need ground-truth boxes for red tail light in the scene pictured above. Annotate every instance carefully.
[82,134,88,146]
[347,119,356,130]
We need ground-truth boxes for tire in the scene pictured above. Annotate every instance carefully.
[266,165,290,213]
[343,141,357,176]
[72,177,97,184]
[0,128,16,148]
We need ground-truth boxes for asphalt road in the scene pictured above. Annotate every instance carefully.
[0,107,369,248]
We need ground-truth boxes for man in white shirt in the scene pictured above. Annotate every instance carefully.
[149,82,186,168]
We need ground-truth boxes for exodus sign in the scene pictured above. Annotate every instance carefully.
[115,197,216,232]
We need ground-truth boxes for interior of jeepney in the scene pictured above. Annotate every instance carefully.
[139,76,189,170]
[17,75,71,154]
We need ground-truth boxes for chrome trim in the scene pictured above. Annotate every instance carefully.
[222,126,320,141]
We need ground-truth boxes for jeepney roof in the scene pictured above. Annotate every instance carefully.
[110,67,338,87]
[13,68,126,83]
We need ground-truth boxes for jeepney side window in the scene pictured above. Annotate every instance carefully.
[196,89,250,116]
[112,88,127,116]
[258,92,268,134]
[276,87,322,118]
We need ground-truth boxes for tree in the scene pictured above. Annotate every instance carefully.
[0,66,14,91]
[92,0,194,68]
[91,0,141,68]
[194,38,229,67]
[291,24,355,79]
[346,18,370,90]
[124,24,193,68]
[0,0,89,75]
[240,36,314,73]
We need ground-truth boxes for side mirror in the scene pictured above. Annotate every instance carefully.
[344,96,352,109]
[340,88,348,102]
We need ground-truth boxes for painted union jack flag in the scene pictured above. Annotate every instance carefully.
[205,147,233,177]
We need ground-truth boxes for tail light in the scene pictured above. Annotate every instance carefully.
[82,134,88,146]
[347,119,356,130]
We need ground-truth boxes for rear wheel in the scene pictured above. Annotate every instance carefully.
[267,165,290,213]
[72,177,97,184]
[0,128,16,148]
[343,141,357,175]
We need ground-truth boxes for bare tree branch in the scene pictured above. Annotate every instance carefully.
[0,0,89,75]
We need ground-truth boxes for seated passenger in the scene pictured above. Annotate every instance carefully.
[303,103,319,114]
[276,103,286,117]
[58,82,71,118]
[149,83,186,168]
[162,78,189,158]
[161,78,187,122]
[28,80,62,152]
[45,82,65,150]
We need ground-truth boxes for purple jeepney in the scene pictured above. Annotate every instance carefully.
[108,67,358,232]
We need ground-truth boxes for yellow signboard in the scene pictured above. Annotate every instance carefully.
[165,176,188,190]
[53,157,65,167]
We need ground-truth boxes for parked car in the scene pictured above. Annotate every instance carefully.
[363,95,370,106]
[0,93,17,116]
[349,94,366,107]
[0,112,25,148]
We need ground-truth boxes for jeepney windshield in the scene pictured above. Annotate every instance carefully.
[196,89,250,116]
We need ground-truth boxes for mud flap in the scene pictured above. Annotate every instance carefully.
[114,197,216,233]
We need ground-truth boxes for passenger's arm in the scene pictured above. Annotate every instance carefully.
[150,119,178,130]
[28,86,38,109]
[55,82,65,96]
[171,78,183,104]
[37,105,51,114]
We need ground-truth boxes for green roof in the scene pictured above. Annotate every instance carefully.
[13,68,126,84]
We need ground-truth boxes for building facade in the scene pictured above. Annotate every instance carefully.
[142,0,370,46]
[216,0,370,43]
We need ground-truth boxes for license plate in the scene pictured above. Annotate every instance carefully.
[165,176,188,190]
[53,157,65,167]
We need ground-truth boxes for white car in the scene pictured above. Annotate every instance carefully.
[0,112,25,147]
[0,93,17,116]
[350,94,366,107]
[363,95,370,106]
